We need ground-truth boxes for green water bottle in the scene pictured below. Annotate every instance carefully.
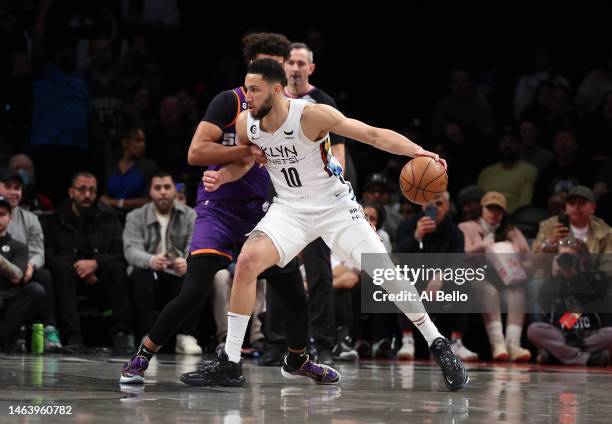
[31,323,44,354]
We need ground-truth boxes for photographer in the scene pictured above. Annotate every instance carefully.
[527,237,612,366]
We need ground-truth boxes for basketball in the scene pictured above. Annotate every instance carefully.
[399,156,448,205]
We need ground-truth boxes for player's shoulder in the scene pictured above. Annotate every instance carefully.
[301,102,339,121]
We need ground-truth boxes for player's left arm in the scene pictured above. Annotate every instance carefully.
[305,104,446,169]
[201,111,257,192]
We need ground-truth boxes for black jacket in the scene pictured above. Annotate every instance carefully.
[396,213,465,254]
[43,202,124,269]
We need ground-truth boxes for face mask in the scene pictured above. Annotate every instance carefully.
[17,169,30,187]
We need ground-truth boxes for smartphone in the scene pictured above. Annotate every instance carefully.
[424,205,438,220]
[165,252,177,268]
[558,213,570,228]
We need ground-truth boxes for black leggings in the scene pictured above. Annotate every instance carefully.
[149,254,229,346]
[265,265,309,350]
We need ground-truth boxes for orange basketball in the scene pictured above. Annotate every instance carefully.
[399,156,448,205]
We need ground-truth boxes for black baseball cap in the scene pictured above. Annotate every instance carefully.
[363,173,390,192]
[0,168,23,184]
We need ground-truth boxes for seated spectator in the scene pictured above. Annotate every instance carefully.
[99,126,158,214]
[534,129,594,207]
[361,173,402,247]
[459,192,532,362]
[0,169,60,352]
[528,237,612,366]
[8,154,54,212]
[395,192,478,362]
[123,172,202,354]
[43,171,133,355]
[477,126,538,214]
[514,48,570,120]
[532,185,612,255]
[518,118,554,175]
[576,48,612,113]
[0,195,46,353]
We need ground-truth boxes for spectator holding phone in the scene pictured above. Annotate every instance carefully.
[122,171,202,354]
[533,186,612,256]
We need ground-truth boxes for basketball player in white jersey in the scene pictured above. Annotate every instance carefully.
[181,58,468,391]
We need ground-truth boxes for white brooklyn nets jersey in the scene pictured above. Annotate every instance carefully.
[246,98,352,200]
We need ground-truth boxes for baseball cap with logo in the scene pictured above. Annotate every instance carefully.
[480,191,507,212]
[565,185,595,203]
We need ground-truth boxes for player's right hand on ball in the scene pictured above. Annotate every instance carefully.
[414,146,448,171]
[202,170,224,192]
[251,145,267,166]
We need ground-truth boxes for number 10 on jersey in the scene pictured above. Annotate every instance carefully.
[281,167,302,187]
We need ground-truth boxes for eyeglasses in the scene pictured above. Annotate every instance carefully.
[72,186,97,194]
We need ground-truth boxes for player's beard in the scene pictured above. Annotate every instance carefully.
[252,93,274,120]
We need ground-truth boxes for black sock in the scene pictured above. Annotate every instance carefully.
[136,344,155,362]
[286,349,308,369]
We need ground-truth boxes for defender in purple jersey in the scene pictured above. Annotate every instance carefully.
[121,33,339,387]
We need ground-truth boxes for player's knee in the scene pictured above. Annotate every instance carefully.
[235,250,267,278]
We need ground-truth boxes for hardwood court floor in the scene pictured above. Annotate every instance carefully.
[1,354,610,423]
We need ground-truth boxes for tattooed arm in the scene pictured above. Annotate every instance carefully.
[0,255,24,284]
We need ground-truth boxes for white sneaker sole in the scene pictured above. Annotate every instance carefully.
[280,367,342,384]
[119,374,145,384]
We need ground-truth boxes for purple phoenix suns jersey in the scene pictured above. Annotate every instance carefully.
[197,87,269,203]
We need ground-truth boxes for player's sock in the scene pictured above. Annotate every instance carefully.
[285,349,308,369]
[485,321,505,345]
[136,344,155,362]
[225,312,250,363]
[409,313,443,346]
[505,324,522,346]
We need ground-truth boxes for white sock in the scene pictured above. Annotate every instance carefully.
[505,324,523,346]
[485,321,504,345]
[224,312,250,363]
[409,314,442,346]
